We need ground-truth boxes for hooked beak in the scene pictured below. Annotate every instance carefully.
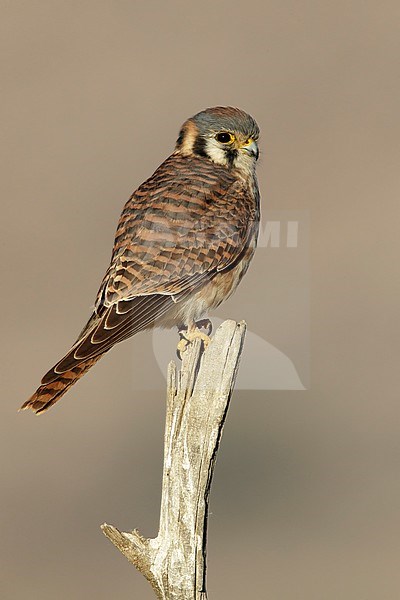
[241,139,259,160]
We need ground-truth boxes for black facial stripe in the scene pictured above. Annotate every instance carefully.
[226,148,238,167]
[193,135,208,158]
[176,127,185,148]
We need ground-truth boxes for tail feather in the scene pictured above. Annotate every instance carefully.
[21,293,175,415]
[20,355,103,415]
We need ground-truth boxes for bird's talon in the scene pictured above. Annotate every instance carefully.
[176,337,189,360]
[176,328,211,360]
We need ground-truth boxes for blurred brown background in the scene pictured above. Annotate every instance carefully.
[1,2,399,598]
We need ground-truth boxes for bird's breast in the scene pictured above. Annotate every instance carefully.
[160,230,258,328]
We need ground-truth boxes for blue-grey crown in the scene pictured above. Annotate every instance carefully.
[192,106,259,139]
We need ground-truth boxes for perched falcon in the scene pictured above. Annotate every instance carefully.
[22,107,260,414]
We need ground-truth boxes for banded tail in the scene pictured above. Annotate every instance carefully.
[21,293,176,414]
[21,355,104,414]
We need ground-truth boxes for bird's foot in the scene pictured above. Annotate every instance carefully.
[177,321,212,360]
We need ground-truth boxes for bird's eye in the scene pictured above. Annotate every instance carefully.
[216,132,234,144]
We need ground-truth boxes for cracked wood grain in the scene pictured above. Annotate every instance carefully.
[102,319,246,599]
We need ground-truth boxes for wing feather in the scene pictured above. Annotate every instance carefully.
[96,153,258,309]
[41,153,259,385]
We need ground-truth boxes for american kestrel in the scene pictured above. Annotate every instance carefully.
[22,107,260,414]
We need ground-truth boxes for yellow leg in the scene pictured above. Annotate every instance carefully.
[176,321,212,360]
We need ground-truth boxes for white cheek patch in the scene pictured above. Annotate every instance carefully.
[234,151,254,172]
[204,139,256,174]
[204,139,229,166]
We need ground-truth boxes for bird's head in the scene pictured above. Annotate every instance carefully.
[175,107,260,173]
